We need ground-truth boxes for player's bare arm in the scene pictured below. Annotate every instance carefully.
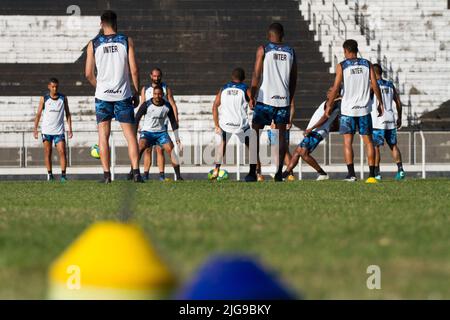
[64,97,73,139]
[167,87,179,123]
[212,90,222,134]
[139,86,146,106]
[33,96,44,139]
[393,85,403,128]
[250,46,265,109]
[85,41,97,88]
[128,37,140,106]
[134,103,147,134]
[370,64,384,117]
[289,53,298,106]
[326,63,343,116]
[288,100,295,130]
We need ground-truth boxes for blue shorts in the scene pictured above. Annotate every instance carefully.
[252,102,290,126]
[373,129,398,147]
[42,134,65,146]
[339,114,373,136]
[267,129,290,145]
[299,131,323,153]
[140,131,172,147]
[95,98,135,124]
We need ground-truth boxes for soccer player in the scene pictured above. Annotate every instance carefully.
[371,64,406,181]
[211,68,252,179]
[33,78,73,182]
[267,100,295,181]
[140,68,180,180]
[326,39,384,183]
[135,85,183,181]
[85,10,143,183]
[246,22,297,182]
[283,88,341,181]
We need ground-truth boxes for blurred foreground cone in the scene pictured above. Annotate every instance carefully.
[176,254,297,300]
[48,221,176,300]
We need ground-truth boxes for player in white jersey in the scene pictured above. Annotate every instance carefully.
[85,10,143,183]
[246,23,297,182]
[135,86,183,181]
[371,64,405,181]
[140,68,179,180]
[283,88,341,181]
[211,68,253,179]
[33,78,73,182]
[326,39,384,184]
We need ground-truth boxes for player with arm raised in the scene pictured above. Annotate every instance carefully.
[326,39,383,183]
[33,78,73,182]
[135,86,183,181]
[85,10,143,183]
[246,22,297,182]
[371,64,406,181]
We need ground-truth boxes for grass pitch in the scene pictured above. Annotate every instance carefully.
[0,179,449,299]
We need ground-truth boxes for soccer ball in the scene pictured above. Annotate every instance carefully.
[208,169,229,181]
[90,144,100,159]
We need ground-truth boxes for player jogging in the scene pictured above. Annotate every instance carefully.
[246,22,297,182]
[371,64,406,181]
[283,88,341,181]
[33,78,73,182]
[85,10,143,183]
[211,68,252,179]
[140,68,179,180]
[135,86,183,181]
[326,39,384,184]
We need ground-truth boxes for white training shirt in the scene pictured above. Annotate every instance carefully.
[219,82,250,134]
[307,101,341,139]
[341,58,372,117]
[371,79,397,130]
[41,94,66,135]
[93,33,132,101]
[138,100,176,133]
[257,43,295,108]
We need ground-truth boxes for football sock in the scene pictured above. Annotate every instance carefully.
[369,166,376,178]
[347,164,356,178]
[397,162,404,172]
[215,164,221,169]
[143,171,149,179]
[249,164,257,176]
[132,169,140,176]
[103,171,111,180]
[159,172,165,179]
[318,168,327,176]
[173,165,182,179]
[375,166,380,176]
[61,170,66,178]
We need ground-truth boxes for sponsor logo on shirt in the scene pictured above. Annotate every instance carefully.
[271,95,288,100]
[273,53,288,61]
[352,105,368,110]
[104,89,122,94]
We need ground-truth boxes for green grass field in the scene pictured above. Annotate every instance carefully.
[0,179,449,299]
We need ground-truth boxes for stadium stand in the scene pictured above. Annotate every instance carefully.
[300,0,450,128]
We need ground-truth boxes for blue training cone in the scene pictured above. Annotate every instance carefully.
[175,254,297,300]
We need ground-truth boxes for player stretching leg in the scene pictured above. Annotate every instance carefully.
[371,64,406,181]
[211,68,252,179]
[326,40,384,184]
[33,78,73,182]
[283,88,341,181]
[85,10,143,183]
[246,23,297,182]
[140,68,179,180]
[135,86,183,181]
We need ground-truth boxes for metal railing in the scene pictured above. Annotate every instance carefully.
[332,2,347,39]
[1,129,449,180]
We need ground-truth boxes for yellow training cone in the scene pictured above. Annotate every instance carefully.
[48,221,176,300]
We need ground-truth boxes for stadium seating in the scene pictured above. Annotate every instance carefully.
[301,0,450,126]
[0,0,333,134]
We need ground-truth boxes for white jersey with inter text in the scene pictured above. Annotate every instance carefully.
[371,79,396,130]
[257,43,295,108]
[93,33,132,101]
[141,102,173,133]
[307,101,341,139]
[341,58,371,117]
[41,93,66,135]
[219,82,250,134]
